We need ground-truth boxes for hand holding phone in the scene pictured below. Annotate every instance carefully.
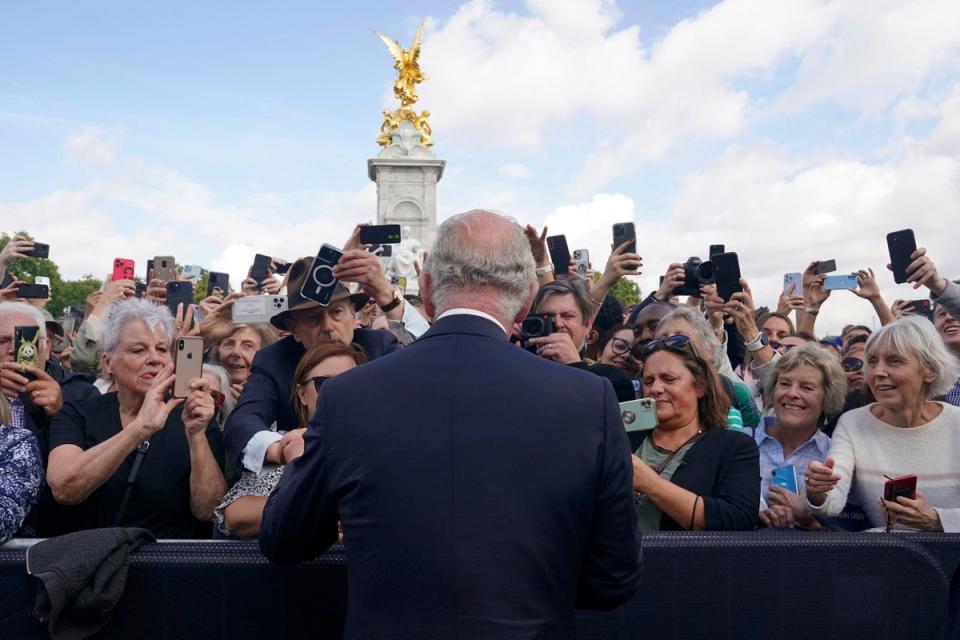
[301,245,344,305]
[14,326,42,370]
[886,229,916,284]
[174,337,204,398]
[113,258,135,282]
[712,252,743,300]
[883,474,917,502]
[359,224,402,245]
[546,235,571,276]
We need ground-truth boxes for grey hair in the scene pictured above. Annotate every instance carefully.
[102,298,175,355]
[655,305,721,360]
[0,302,48,340]
[202,363,236,426]
[425,210,536,320]
[763,342,848,416]
[865,315,960,399]
[531,276,596,325]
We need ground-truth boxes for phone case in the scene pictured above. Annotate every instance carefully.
[824,274,858,290]
[573,249,590,276]
[250,254,273,283]
[15,284,49,299]
[905,299,933,320]
[174,336,204,398]
[113,258,135,282]
[301,244,344,305]
[811,260,837,276]
[165,281,194,315]
[360,224,402,245]
[232,295,287,324]
[14,326,41,370]
[771,465,799,493]
[207,272,229,297]
[783,272,803,296]
[887,229,916,284]
[883,474,917,501]
[612,222,636,252]
[153,256,177,282]
[27,242,49,259]
[620,398,657,432]
[713,252,743,301]
[546,236,571,275]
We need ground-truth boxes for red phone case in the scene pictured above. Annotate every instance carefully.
[113,258,135,282]
[883,474,917,501]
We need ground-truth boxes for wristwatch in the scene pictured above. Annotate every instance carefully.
[804,307,820,316]
[744,332,769,352]
[379,290,403,313]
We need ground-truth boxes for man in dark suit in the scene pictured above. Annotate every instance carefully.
[260,210,642,639]
[223,255,401,472]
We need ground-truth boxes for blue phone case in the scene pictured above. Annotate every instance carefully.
[823,274,858,290]
[771,465,798,493]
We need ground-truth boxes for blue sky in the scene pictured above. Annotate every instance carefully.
[2,0,959,333]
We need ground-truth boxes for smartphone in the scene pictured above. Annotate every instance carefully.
[207,271,230,297]
[783,272,804,297]
[572,249,590,277]
[612,222,636,252]
[771,465,799,494]
[25,242,49,259]
[360,224,402,245]
[390,275,407,296]
[153,256,177,282]
[112,258,135,282]
[904,299,933,320]
[1,272,12,288]
[14,326,42,371]
[887,229,917,284]
[546,235,571,275]
[712,252,743,301]
[15,284,49,299]
[621,398,656,450]
[811,259,837,276]
[883,474,917,501]
[368,244,393,258]
[275,261,292,274]
[62,314,79,335]
[135,282,147,299]
[232,294,288,324]
[249,253,273,285]
[173,336,204,398]
[708,244,726,258]
[301,244,344,305]
[824,274,858,290]
[34,276,50,288]
[165,281,194,315]
[180,264,203,281]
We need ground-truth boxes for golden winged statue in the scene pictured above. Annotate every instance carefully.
[375,22,433,147]
[375,23,425,106]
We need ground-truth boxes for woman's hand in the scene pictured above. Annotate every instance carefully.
[768,485,818,528]
[132,364,182,439]
[899,247,948,295]
[759,505,795,529]
[173,303,201,340]
[631,454,660,493]
[183,378,215,437]
[777,283,804,314]
[699,284,725,330]
[656,263,685,301]
[802,262,830,310]
[0,234,34,269]
[881,489,943,531]
[724,279,759,339]
[280,427,307,463]
[804,458,840,506]
[145,278,167,304]
[851,268,881,300]
[596,240,642,289]
[523,224,550,268]
[0,278,25,302]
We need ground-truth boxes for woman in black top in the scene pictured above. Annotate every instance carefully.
[47,298,226,538]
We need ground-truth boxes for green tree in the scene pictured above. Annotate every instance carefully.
[607,276,642,306]
[53,276,103,317]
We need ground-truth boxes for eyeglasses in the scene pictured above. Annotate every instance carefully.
[637,334,703,366]
[301,376,332,392]
[841,357,864,373]
[770,341,798,353]
[608,337,633,356]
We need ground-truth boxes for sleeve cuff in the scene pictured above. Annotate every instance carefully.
[85,314,106,341]
[242,430,283,475]
[400,301,431,339]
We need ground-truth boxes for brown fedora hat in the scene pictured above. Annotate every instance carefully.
[270,256,369,330]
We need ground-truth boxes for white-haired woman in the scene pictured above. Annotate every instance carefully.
[806,316,960,531]
[47,298,226,538]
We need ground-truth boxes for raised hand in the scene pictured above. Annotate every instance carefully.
[804,458,840,506]
[132,364,183,439]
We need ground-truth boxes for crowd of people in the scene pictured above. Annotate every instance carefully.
[1,219,959,545]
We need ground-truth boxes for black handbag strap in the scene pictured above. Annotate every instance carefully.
[113,440,151,527]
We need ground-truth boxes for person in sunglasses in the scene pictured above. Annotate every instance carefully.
[823,334,872,437]
[215,342,367,538]
[631,334,760,531]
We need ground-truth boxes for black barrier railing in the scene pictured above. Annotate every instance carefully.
[1,532,957,640]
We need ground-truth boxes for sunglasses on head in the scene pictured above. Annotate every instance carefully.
[841,357,864,373]
[301,376,332,392]
[637,334,702,365]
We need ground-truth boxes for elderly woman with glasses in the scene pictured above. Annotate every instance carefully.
[215,342,367,538]
[46,298,226,538]
[630,335,760,531]
[806,316,960,531]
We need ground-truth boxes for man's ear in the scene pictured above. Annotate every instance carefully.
[421,273,437,320]
[512,279,540,326]
[586,328,600,346]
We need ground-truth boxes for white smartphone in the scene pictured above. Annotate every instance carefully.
[783,272,803,296]
[180,264,203,281]
[573,249,590,277]
[35,276,51,288]
[232,295,288,324]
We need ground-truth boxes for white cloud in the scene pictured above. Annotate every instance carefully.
[544,193,636,271]
[497,163,533,179]
[61,126,120,166]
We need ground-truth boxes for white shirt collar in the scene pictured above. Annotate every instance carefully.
[436,308,509,336]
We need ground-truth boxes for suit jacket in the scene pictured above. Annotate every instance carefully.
[223,329,400,464]
[636,428,760,531]
[259,314,642,639]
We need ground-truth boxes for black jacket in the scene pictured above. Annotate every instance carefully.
[636,428,760,531]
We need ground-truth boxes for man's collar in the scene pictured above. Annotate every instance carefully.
[436,308,508,336]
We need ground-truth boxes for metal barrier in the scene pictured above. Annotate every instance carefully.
[1,531,956,639]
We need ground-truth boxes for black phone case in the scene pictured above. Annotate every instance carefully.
[27,243,49,259]
[887,229,916,284]
[165,282,194,314]
[360,225,402,245]
[15,284,49,299]
[207,272,229,296]
[546,236,571,275]
[250,254,272,283]
[713,252,743,301]
[612,223,636,252]
[811,259,837,276]
[300,246,344,305]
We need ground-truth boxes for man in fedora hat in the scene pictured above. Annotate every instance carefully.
[224,250,411,473]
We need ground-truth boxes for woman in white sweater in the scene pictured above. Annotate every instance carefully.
[805,316,960,531]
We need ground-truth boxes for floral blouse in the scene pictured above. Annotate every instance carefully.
[0,424,43,543]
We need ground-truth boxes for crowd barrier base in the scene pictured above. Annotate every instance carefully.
[1,531,957,639]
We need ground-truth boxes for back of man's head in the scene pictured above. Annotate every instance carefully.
[424,210,536,322]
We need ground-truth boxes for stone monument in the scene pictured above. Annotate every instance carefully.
[368,22,444,294]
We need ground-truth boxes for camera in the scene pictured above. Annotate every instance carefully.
[521,313,556,340]
[673,256,715,297]
[301,244,344,306]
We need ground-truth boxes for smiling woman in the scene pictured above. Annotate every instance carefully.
[806,316,960,531]
[45,298,226,538]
